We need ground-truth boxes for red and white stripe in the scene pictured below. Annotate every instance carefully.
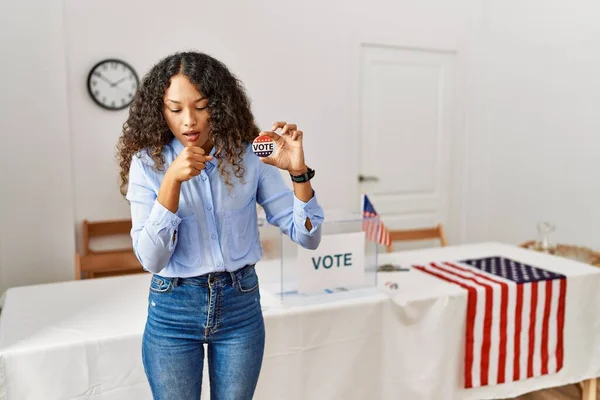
[362,211,391,247]
[414,261,566,388]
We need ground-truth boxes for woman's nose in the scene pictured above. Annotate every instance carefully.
[183,109,197,127]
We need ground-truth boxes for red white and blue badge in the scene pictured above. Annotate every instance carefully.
[252,136,276,157]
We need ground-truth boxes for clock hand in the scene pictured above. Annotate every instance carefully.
[95,73,115,86]
[110,77,126,87]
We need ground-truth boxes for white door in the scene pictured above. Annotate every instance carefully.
[358,44,463,248]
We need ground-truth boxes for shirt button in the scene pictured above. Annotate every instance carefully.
[172,221,177,226]
[207,206,212,210]
[218,262,223,268]
[202,176,207,181]
[211,234,216,239]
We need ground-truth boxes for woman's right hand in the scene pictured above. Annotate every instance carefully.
[166,146,214,183]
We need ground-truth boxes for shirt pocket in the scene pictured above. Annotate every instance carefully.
[171,214,203,268]
[226,196,258,261]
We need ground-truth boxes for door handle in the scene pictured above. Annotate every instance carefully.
[358,174,379,183]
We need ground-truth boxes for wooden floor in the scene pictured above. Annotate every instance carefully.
[505,380,599,400]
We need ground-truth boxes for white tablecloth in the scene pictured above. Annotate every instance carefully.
[0,265,387,400]
[1,242,599,400]
[378,243,600,400]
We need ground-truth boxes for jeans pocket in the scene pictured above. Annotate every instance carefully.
[172,214,203,268]
[237,267,259,293]
[226,197,258,261]
[149,275,173,294]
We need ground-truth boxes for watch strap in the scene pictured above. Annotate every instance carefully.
[289,167,315,183]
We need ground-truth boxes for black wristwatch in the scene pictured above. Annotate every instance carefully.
[289,167,315,183]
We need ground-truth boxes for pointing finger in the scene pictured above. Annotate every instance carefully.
[259,131,281,142]
[271,121,287,131]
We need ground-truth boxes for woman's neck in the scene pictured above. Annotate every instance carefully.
[202,138,214,155]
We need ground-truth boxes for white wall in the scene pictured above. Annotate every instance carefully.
[2,0,599,292]
[63,0,478,251]
[0,0,75,293]
[466,0,600,248]
[1,0,479,291]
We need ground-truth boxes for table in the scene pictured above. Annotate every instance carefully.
[1,242,599,400]
[377,243,600,400]
[0,265,387,400]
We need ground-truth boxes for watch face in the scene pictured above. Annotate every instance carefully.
[87,59,139,110]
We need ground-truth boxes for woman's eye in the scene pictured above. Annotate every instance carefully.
[167,107,205,113]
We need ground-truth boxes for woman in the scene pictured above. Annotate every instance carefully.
[116,51,324,400]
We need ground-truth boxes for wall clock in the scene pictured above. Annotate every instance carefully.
[87,59,139,110]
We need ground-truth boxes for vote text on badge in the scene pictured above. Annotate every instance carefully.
[252,136,275,157]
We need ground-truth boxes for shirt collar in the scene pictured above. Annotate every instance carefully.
[169,136,218,170]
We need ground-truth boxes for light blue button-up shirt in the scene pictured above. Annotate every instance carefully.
[126,137,324,277]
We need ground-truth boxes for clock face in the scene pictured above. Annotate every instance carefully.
[87,59,139,110]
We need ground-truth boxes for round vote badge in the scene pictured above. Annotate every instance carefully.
[252,136,276,157]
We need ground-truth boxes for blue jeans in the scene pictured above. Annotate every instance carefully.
[142,264,265,399]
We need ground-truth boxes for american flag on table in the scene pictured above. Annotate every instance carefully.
[414,256,567,389]
[361,194,391,247]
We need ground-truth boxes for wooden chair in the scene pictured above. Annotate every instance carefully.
[81,219,133,256]
[386,224,448,252]
[75,219,144,279]
[75,251,144,280]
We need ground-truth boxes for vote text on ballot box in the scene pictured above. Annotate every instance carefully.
[276,211,379,305]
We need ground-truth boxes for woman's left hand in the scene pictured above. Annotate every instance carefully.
[258,121,307,175]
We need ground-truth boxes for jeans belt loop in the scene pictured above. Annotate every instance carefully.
[229,270,237,288]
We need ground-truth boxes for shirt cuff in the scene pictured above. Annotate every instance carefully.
[293,192,325,236]
[148,200,182,234]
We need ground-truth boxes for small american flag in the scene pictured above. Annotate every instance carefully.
[361,194,391,247]
[415,256,566,389]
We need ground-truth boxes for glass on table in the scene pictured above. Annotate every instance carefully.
[534,221,557,254]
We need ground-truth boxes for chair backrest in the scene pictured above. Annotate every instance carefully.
[386,224,448,252]
[82,219,132,255]
[77,219,140,279]
[75,251,144,280]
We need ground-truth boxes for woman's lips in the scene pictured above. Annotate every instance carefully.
[183,132,200,142]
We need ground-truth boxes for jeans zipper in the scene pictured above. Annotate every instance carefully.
[205,275,214,337]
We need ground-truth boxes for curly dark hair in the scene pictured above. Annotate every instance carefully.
[116,51,260,196]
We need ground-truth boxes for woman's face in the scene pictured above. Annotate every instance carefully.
[163,74,212,151]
